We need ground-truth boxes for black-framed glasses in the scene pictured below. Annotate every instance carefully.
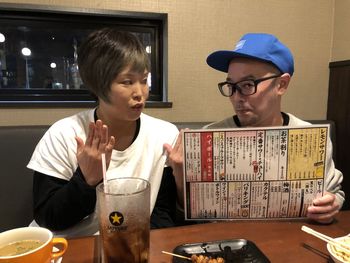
[218,74,282,97]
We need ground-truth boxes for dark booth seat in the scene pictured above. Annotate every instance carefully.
[0,126,48,232]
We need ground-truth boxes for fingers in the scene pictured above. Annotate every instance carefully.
[308,202,339,214]
[76,120,114,185]
[105,136,115,169]
[100,124,109,145]
[92,120,103,149]
[313,192,335,206]
[86,120,112,153]
[75,136,85,154]
[100,124,116,155]
[163,135,184,167]
[85,122,95,146]
[307,208,339,224]
[163,131,182,155]
[309,192,339,213]
[96,124,110,153]
[173,131,183,151]
[163,143,172,155]
[106,136,115,152]
[307,193,340,224]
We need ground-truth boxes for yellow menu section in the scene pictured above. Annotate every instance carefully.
[288,127,327,180]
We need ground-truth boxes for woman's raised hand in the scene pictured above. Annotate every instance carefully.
[75,120,115,186]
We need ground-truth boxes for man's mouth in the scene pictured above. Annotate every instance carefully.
[236,108,250,113]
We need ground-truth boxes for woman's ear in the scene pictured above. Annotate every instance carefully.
[277,73,291,95]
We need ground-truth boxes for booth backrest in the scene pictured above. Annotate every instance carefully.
[0,126,48,232]
[0,120,336,232]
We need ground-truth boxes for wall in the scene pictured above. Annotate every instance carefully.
[331,0,350,61]
[0,0,339,125]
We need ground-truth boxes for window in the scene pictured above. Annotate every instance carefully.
[0,4,171,107]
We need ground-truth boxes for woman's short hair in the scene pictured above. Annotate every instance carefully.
[77,28,150,103]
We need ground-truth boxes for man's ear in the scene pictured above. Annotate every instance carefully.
[277,73,291,95]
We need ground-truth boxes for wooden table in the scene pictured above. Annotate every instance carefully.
[62,210,350,262]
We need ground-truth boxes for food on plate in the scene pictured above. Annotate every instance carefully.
[170,239,269,262]
[329,236,350,262]
[191,254,225,263]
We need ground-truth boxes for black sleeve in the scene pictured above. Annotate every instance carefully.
[33,167,97,231]
[150,166,177,229]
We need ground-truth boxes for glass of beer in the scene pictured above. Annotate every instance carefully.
[96,177,150,263]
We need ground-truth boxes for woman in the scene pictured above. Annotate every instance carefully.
[28,28,179,237]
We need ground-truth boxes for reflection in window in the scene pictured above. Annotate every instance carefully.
[0,6,165,106]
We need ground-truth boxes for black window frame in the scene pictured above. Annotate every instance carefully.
[0,4,172,108]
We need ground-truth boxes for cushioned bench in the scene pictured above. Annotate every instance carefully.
[0,126,48,232]
[0,120,336,232]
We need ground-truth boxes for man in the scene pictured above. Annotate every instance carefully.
[165,33,344,224]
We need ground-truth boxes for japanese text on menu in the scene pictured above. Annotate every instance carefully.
[183,125,329,220]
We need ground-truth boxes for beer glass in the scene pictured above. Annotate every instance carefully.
[96,177,150,263]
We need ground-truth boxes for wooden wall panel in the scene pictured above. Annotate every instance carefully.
[327,60,350,210]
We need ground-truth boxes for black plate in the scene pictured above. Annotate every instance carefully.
[172,239,270,263]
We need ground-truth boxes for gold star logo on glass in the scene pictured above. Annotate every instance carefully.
[109,211,124,226]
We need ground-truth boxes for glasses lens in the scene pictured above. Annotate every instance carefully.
[236,80,256,95]
[220,83,233,96]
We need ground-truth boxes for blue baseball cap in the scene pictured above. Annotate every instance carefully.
[206,33,294,75]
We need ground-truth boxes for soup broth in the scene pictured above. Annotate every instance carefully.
[0,240,43,257]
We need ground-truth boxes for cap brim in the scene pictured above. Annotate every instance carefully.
[206,50,266,73]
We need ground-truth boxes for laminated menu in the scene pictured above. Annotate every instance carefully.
[183,124,329,220]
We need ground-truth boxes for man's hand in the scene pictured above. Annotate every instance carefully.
[307,192,340,224]
[75,120,115,186]
[163,131,184,207]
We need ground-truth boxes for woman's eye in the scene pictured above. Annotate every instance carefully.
[141,78,148,84]
[121,80,133,85]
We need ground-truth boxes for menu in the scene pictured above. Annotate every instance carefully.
[182,125,329,220]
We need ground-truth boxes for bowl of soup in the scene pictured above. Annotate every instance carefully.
[0,239,43,257]
[0,227,67,263]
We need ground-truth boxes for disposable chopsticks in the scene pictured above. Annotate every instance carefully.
[301,225,350,254]
[161,250,192,261]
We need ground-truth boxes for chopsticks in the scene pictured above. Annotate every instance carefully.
[301,225,350,254]
[162,251,192,261]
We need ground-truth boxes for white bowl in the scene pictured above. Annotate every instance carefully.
[327,235,350,263]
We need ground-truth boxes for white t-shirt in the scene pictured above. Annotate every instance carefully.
[27,109,179,237]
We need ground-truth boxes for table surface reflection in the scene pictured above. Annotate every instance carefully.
[62,210,350,263]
